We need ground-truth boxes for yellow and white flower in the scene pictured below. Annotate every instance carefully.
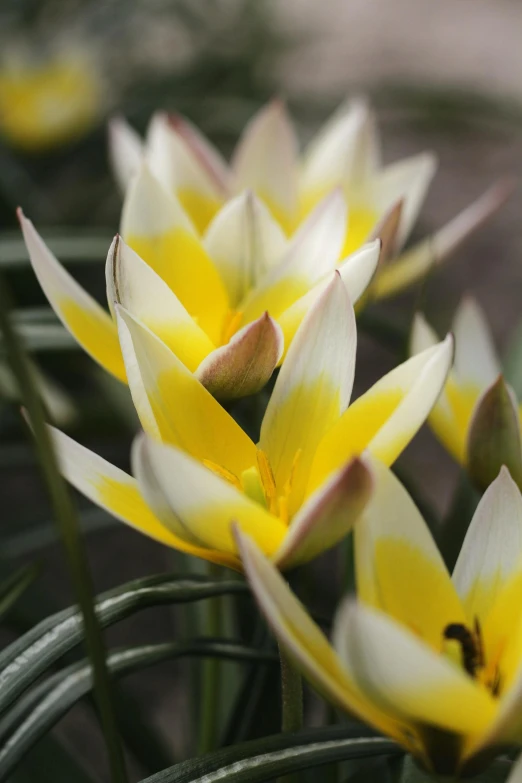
[19,170,380,398]
[411,298,506,464]
[238,461,522,776]
[44,273,452,571]
[109,98,511,300]
[0,46,102,150]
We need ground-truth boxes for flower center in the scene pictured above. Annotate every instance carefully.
[442,620,501,696]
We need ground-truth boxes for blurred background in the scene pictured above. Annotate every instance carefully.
[0,0,520,780]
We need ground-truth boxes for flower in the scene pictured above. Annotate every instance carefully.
[0,47,102,150]
[237,461,522,776]
[411,298,509,465]
[109,98,511,300]
[45,273,452,571]
[19,171,380,399]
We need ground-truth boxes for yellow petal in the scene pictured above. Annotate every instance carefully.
[121,164,229,344]
[19,210,125,382]
[231,99,299,232]
[116,305,256,477]
[48,424,235,566]
[308,337,453,494]
[259,273,356,515]
[236,528,405,741]
[333,600,497,739]
[354,458,466,651]
[107,235,214,372]
[134,435,286,559]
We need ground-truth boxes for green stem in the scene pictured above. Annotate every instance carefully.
[278,646,303,783]
[279,645,303,733]
[197,564,222,755]
[0,277,128,783]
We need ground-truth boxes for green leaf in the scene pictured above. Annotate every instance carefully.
[8,734,96,783]
[0,274,128,783]
[0,562,40,621]
[0,573,248,717]
[139,726,400,783]
[0,640,276,780]
[0,232,111,267]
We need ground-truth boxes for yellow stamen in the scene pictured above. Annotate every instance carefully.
[278,495,289,525]
[283,449,302,498]
[256,449,278,515]
[221,309,244,345]
[202,459,242,491]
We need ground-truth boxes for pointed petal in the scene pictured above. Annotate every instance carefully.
[301,98,380,205]
[276,240,380,357]
[239,189,347,325]
[308,337,453,493]
[134,435,286,558]
[116,305,256,475]
[274,458,373,570]
[167,113,230,194]
[373,152,437,251]
[108,115,144,194]
[333,600,497,738]
[203,190,287,307]
[195,312,283,400]
[145,111,226,232]
[368,199,403,265]
[260,272,356,516]
[467,376,522,492]
[454,297,500,389]
[121,164,229,344]
[231,99,299,230]
[410,313,467,463]
[236,527,404,740]
[373,179,513,300]
[354,458,465,650]
[454,467,522,625]
[48,423,237,567]
[19,210,125,381]
[106,235,214,372]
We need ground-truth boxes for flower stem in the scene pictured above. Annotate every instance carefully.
[278,644,303,783]
[279,644,303,732]
[197,563,222,755]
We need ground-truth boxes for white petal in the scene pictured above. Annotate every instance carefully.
[373,152,437,250]
[453,297,501,389]
[203,190,287,307]
[453,466,522,623]
[301,98,380,196]
[231,99,299,224]
[108,115,144,194]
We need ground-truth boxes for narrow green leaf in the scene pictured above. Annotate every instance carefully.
[0,562,40,621]
[0,640,276,781]
[139,727,400,783]
[0,573,247,715]
[0,274,128,783]
[0,233,111,267]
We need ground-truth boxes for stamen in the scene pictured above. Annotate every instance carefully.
[256,449,277,512]
[283,449,302,497]
[202,459,242,491]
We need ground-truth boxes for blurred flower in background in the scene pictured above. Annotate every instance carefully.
[0,44,103,151]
